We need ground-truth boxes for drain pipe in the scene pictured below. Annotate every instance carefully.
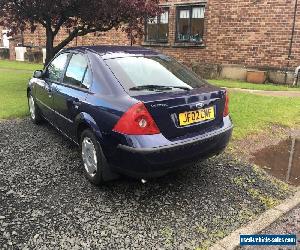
[294,65,300,86]
[285,0,298,85]
[286,137,296,182]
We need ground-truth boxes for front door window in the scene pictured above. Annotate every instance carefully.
[47,53,69,82]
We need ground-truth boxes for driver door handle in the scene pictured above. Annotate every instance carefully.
[45,85,52,98]
[44,83,52,97]
[45,86,51,92]
[44,82,51,91]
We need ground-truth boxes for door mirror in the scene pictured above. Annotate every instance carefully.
[33,70,44,79]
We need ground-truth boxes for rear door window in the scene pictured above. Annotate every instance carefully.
[82,68,92,89]
[63,53,90,88]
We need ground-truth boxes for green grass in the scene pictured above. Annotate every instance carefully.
[1,60,300,140]
[0,60,43,71]
[230,92,300,139]
[0,60,42,119]
[208,79,300,91]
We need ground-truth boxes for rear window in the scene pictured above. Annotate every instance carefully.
[105,56,206,92]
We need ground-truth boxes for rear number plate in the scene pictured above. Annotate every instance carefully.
[178,106,215,126]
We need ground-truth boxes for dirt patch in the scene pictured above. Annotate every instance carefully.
[252,138,300,186]
[230,125,300,186]
[230,125,294,160]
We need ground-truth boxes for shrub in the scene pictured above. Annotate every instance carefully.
[0,48,10,59]
[24,49,43,63]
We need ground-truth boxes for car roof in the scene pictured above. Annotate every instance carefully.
[63,45,161,59]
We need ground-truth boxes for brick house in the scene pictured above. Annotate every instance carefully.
[1,0,299,83]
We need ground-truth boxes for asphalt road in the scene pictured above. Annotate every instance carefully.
[0,119,290,249]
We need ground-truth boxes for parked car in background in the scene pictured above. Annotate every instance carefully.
[27,46,233,185]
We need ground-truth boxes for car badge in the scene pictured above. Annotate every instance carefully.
[195,102,205,109]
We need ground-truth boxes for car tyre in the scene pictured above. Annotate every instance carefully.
[80,129,107,185]
[28,92,42,124]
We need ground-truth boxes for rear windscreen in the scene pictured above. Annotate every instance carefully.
[105,55,207,92]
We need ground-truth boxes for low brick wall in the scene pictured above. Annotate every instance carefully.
[24,48,43,63]
[192,62,295,85]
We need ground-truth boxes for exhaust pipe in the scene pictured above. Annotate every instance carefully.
[141,179,147,184]
[293,66,300,86]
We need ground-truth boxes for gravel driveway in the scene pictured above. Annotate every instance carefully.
[0,119,291,249]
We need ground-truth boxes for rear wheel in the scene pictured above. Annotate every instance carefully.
[80,129,107,185]
[28,93,42,124]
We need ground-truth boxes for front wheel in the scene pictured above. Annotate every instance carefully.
[80,129,108,185]
[28,93,42,124]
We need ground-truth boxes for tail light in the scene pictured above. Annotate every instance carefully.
[113,102,160,135]
[223,91,230,117]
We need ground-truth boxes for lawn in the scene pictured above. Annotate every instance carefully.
[0,60,300,140]
[0,60,42,119]
[0,60,43,71]
[208,79,300,91]
[229,92,300,139]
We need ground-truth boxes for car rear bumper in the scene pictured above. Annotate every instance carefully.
[109,117,233,178]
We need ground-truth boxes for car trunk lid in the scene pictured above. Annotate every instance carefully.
[133,85,226,141]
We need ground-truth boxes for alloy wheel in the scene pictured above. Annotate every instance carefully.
[81,137,98,177]
[29,96,36,120]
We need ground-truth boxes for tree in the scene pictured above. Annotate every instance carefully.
[0,0,160,64]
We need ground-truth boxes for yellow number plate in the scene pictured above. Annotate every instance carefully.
[178,107,215,126]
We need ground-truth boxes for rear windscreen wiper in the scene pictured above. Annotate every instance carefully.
[129,85,172,91]
[169,86,192,91]
[129,85,191,91]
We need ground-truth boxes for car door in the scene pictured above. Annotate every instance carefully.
[51,52,91,139]
[34,53,69,122]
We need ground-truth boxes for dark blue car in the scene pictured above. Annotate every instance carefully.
[27,46,233,185]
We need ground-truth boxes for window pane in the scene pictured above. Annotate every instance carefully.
[82,68,91,89]
[146,10,169,42]
[64,54,88,87]
[47,54,68,82]
[106,56,206,92]
[147,16,158,24]
[158,23,169,41]
[146,17,157,41]
[177,6,205,43]
[191,18,204,42]
[191,7,205,42]
[178,9,190,41]
[160,11,168,24]
[192,7,205,18]
[179,10,190,19]
[146,24,157,41]
[158,11,169,41]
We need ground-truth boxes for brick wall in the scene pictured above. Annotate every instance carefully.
[1,0,299,71]
[150,0,300,71]
[20,26,132,48]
